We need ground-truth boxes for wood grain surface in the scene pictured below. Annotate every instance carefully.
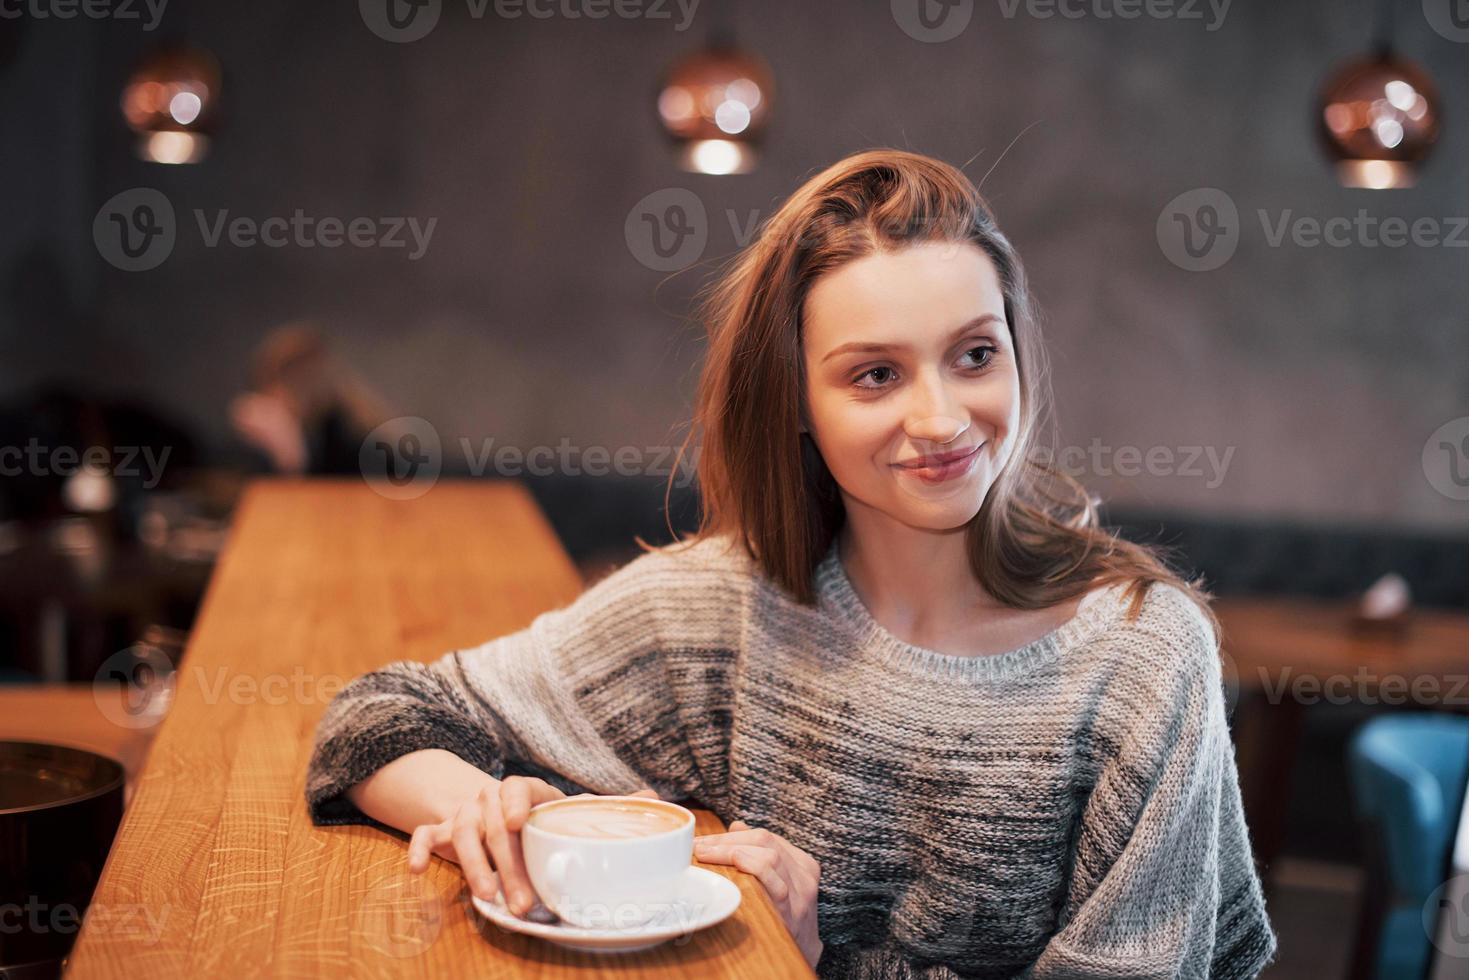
[65,478,813,978]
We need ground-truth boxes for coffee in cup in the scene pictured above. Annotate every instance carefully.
[527,798,689,839]
[521,795,694,930]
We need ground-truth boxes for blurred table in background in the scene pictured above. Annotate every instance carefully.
[0,508,221,684]
[1218,596,1469,881]
[65,479,812,979]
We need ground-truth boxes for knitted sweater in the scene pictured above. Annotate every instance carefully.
[306,532,1277,979]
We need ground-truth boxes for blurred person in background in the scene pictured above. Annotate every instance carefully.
[229,323,395,476]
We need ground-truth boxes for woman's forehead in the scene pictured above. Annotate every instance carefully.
[803,243,1005,349]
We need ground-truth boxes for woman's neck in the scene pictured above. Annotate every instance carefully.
[837,514,1002,634]
[836,515,1091,657]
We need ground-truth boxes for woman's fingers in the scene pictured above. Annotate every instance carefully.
[407,824,435,873]
[500,776,560,833]
[696,839,789,899]
[729,845,789,902]
[692,820,820,968]
[450,803,499,901]
[696,834,810,887]
[407,821,459,872]
[698,824,819,891]
[478,787,537,916]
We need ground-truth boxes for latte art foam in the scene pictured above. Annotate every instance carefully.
[528,801,687,840]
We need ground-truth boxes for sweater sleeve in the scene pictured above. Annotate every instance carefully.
[1029,588,1278,980]
[304,536,747,830]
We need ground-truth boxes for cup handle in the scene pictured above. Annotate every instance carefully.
[539,850,582,913]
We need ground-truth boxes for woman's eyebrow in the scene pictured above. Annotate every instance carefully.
[820,313,1004,364]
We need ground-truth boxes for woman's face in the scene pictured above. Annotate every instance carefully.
[800,240,1021,530]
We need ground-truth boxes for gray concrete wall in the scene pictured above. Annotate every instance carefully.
[4,0,1467,528]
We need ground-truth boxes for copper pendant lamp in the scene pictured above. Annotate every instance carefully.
[1316,0,1441,188]
[656,28,774,175]
[121,41,221,165]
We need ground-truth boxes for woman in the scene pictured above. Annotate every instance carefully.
[306,149,1276,978]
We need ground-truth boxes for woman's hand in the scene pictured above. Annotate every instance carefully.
[694,819,823,969]
[404,774,660,918]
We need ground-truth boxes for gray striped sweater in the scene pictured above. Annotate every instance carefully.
[306,532,1277,979]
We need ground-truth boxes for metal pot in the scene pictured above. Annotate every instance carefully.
[0,741,125,979]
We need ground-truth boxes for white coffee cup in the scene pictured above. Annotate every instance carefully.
[520,795,695,930]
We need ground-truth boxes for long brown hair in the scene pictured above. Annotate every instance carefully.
[647,148,1218,640]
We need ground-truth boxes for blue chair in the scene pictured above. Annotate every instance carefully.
[1348,713,1469,980]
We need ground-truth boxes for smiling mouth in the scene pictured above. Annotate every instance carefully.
[893,444,981,470]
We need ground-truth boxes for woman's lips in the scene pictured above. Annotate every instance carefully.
[892,444,981,483]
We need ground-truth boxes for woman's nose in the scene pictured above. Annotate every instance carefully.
[903,373,967,444]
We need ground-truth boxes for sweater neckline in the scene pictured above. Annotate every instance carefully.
[814,536,1125,682]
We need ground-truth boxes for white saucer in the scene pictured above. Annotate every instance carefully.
[470,865,741,953]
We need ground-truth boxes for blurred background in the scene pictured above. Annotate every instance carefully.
[1,0,1468,977]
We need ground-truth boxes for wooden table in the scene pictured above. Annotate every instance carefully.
[66,479,812,978]
[1215,595,1469,880]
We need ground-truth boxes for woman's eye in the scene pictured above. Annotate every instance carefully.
[963,345,999,369]
[853,366,895,389]
[851,347,999,390]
